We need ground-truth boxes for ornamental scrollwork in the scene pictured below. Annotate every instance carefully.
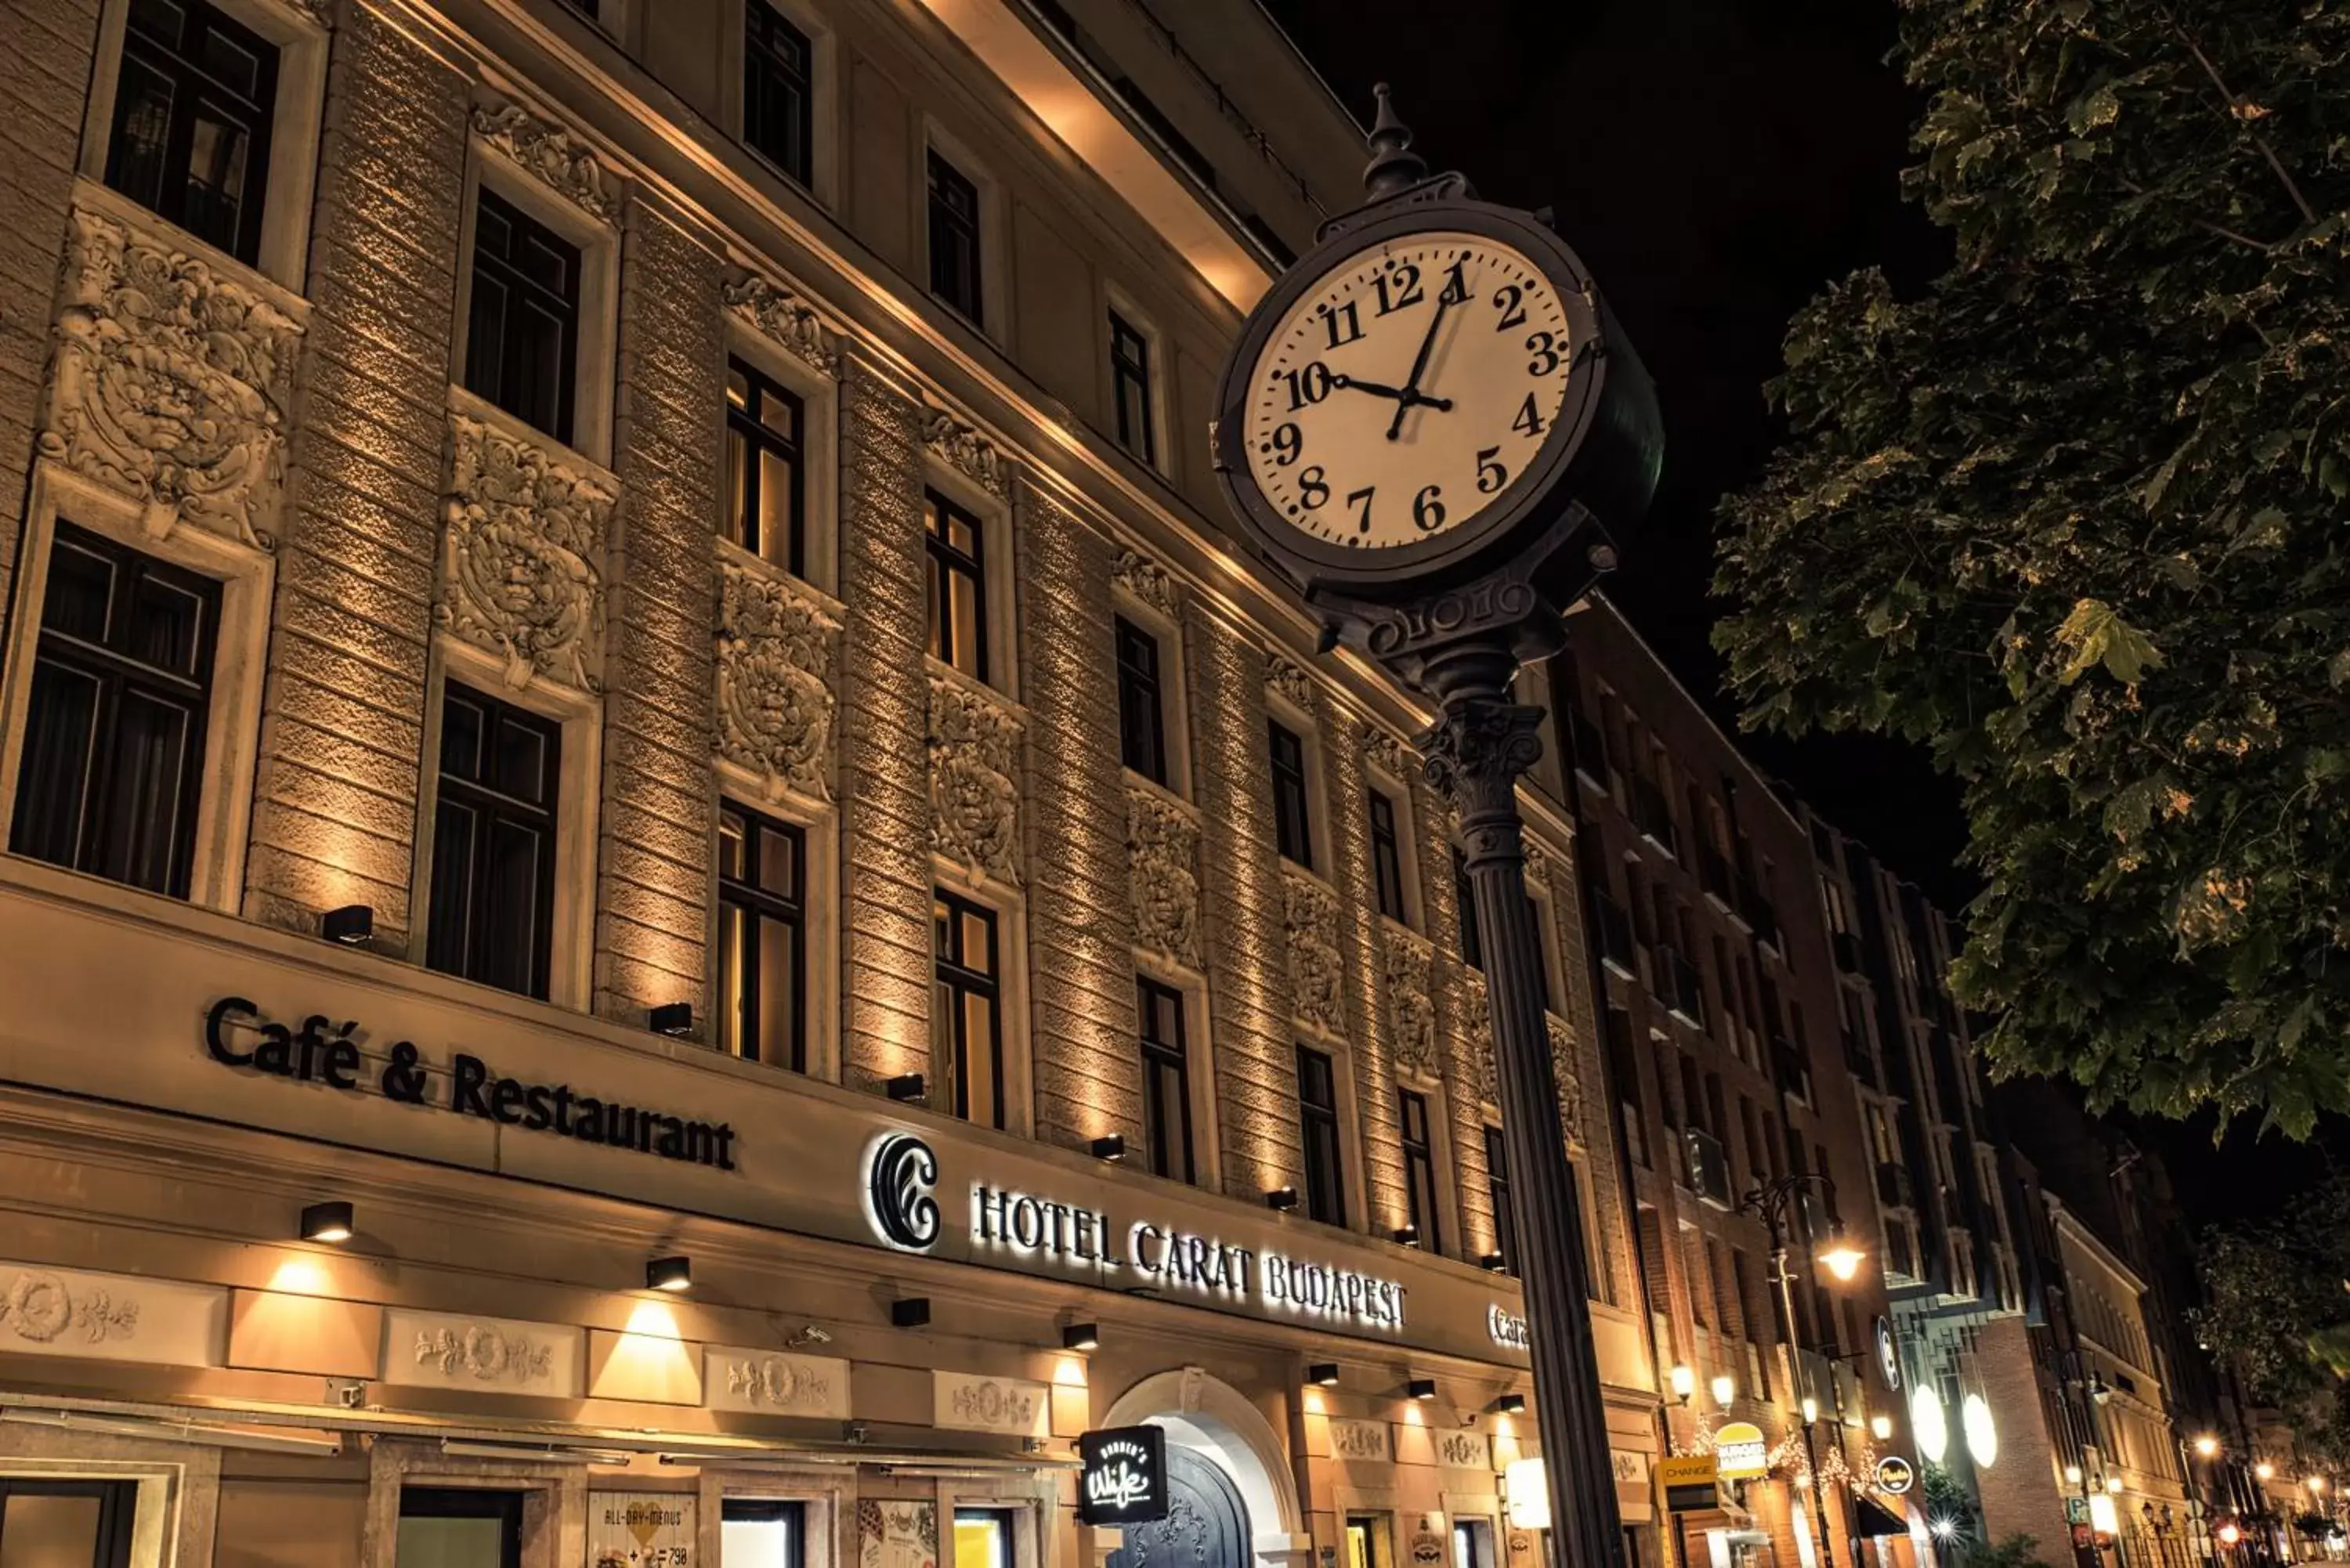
[1419,700,1545,819]
[1463,970,1499,1106]
[42,207,302,550]
[1383,924,1438,1082]
[717,563,839,802]
[438,413,613,692]
[922,405,1011,498]
[1128,786,1201,969]
[1283,866,1346,1035]
[1364,724,1412,780]
[1266,652,1315,711]
[1548,1013,1585,1143]
[0,1270,139,1346]
[1112,548,1180,618]
[414,1324,554,1385]
[724,274,841,377]
[929,674,1023,884]
[725,1356,833,1411]
[948,1378,1037,1430]
[470,103,613,222]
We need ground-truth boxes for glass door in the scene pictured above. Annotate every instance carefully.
[723,1499,805,1567]
[0,1481,135,1568]
[395,1488,522,1568]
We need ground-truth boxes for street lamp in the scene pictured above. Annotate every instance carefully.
[2256,1462,2276,1483]
[1712,1374,1737,1409]
[2197,1436,2222,1460]
[1669,1364,1696,1404]
[1820,1235,1867,1284]
[1871,1413,1893,1441]
[1740,1172,1864,1568]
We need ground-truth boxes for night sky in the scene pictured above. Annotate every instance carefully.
[1263,0,2340,1220]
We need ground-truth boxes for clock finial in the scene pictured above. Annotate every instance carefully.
[1362,83,1427,201]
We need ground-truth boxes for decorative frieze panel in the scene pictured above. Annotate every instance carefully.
[1111,547,1180,618]
[928,671,1023,884]
[438,406,615,693]
[1549,1013,1585,1145]
[1364,726,1412,780]
[921,404,1011,498]
[1266,652,1314,711]
[1283,865,1346,1035]
[932,1371,1047,1436]
[1464,971,1499,1107]
[717,561,840,803]
[470,102,613,222]
[42,206,302,549]
[1128,784,1202,970]
[1328,1417,1390,1462]
[1437,1429,1493,1472]
[1383,924,1438,1081]
[0,1261,226,1367]
[704,1346,851,1418]
[386,1308,580,1396]
[724,274,842,378]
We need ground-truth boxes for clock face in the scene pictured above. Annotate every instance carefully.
[1242,230,1574,551]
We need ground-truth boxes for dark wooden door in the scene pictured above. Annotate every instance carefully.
[1108,1443,1254,1568]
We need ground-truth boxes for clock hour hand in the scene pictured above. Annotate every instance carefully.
[1329,373,1454,412]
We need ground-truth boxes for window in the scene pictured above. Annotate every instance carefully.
[1346,1517,1389,1568]
[1114,616,1168,786]
[953,1510,1015,1568]
[12,524,220,899]
[1453,847,1481,969]
[427,685,561,1000]
[1297,1042,1346,1226]
[745,0,815,186]
[1368,790,1406,923]
[0,1479,136,1568]
[1484,1125,1517,1276]
[927,149,984,323]
[1400,1088,1442,1252]
[934,888,1003,1129]
[925,490,989,683]
[725,356,805,576]
[105,0,280,265]
[396,1488,522,1568]
[1267,718,1312,869]
[465,186,580,444]
[1137,975,1193,1182]
[1452,1519,1496,1568]
[1109,309,1155,464]
[718,802,806,1069]
[722,1499,805,1568]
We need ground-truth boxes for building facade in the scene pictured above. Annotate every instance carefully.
[0,1,1660,1566]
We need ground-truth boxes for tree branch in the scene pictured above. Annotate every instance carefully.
[2160,5,2320,227]
[2117,177,2279,252]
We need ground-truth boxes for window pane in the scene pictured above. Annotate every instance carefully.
[757,822,797,896]
[960,909,992,973]
[425,799,479,983]
[183,106,251,251]
[725,425,750,548]
[953,1513,1010,1568]
[758,446,796,568]
[41,540,114,641]
[128,573,206,676]
[0,1492,108,1568]
[718,901,747,1059]
[394,1516,508,1568]
[12,659,101,870]
[493,711,548,804]
[103,688,193,893]
[963,990,997,1127]
[757,912,797,1067]
[441,692,483,782]
[719,807,748,880]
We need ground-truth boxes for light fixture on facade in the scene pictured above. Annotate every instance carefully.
[1961,1392,1998,1467]
[300,1201,354,1243]
[321,905,374,945]
[2106,1476,2126,1495]
[1265,1186,1300,1211]
[1668,1364,1694,1404]
[1307,1363,1341,1387]
[1503,1458,1550,1530]
[2195,1435,2221,1459]
[1062,1323,1099,1351]
[649,1003,692,1037]
[2255,1461,2276,1482]
[645,1256,692,1292]
[1407,1378,1438,1401]
[1800,1395,1820,1425]
[2308,1476,2328,1495]
[1911,1385,1950,1464]
[1712,1375,1737,1409]
[1090,1134,1126,1162]
[2218,1522,2243,1548]
[2065,1465,2084,1487]
[1817,1227,1866,1282]
[1480,1252,1507,1271]
[886,1073,928,1104]
[1871,1413,1893,1440]
[1393,1225,1421,1247]
[2089,1494,2120,1537]
[1497,1393,1527,1415]
[891,1297,931,1328]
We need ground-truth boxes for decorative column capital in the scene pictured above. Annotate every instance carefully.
[1417,699,1544,826]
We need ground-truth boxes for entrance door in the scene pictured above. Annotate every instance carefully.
[1108,1445,1254,1568]
[0,1481,135,1568]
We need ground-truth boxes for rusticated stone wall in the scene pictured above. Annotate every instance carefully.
[594,198,725,1026]
[244,5,469,940]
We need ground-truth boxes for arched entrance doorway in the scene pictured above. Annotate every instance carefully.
[1101,1368,1304,1568]
[1108,1447,1253,1568]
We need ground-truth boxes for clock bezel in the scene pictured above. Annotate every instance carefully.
[1213,198,1614,594]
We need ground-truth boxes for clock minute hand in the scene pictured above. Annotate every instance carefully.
[1386,285,1459,440]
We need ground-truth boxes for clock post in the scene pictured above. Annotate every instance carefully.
[1211,89,1664,1568]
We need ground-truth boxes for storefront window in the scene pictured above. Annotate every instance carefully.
[722,1499,805,1566]
[1452,1519,1495,1568]
[0,1479,135,1568]
[1346,1516,1390,1568]
[395,1488,522,1568]
[953,1508,1016,1568]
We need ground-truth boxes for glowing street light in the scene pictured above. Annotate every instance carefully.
[1712,1374,1737,1408]
[2256,1461,2276,1482]
[2306,1476,2327,1495]
[2066,1466,2084,1487]
[1669,1364,1696,1404]
[2195,1435,2222,1460]
[1819,1237,1867,1282]
[2106,1477,2126,1495]
[1871,1414,1893,1441]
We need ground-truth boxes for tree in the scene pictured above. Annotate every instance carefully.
[1712,0,2350,1130]
[2194,1178,2350,1462]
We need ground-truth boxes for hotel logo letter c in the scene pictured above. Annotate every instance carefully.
[866,1133,942,1251]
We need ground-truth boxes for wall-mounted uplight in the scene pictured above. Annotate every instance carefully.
[1307,1363,1341,1387]
[1497,1393,1527,1415]
[300,1201,354,1243]
[886,1073,928,1104]
[1408,1378,1438,1401]
[649,1003,693,1037]
[1479,1252,1507,1271]
[645,1256,692,1292]
[1265,1186,1300,1212]
[321,905,374,945]
[1393,1225,1421,1248]
[1090,1134,1127,1162]
[891,1297,931,1328]
[1062,1323,1100,1351]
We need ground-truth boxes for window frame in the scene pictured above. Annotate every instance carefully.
[0,1478,137,1568]
[1107,304,1159,468]
[725,353,808,579]
[926,144,987,327]
[1137,972,1195,1183]
[1267,717,1314,871]
[1484,1123,1517,1276]
[717,798,808,1071]
[424,680,564,1003]
[743,0,816,189]
[461,182,584,450]
[1296,1040,1347,1228]
[1113,612,1170,788]
[934,884,1006,1131]
[396,1487,525,1568]
[924,487,992,687]
[1398,1086,1443,1253]
[1367,787,1408,925]
[103,0,281,267]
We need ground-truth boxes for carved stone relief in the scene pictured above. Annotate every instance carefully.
[1549,1013,1585,1143]
[1328,1418,1390,1462]
[706,1346,851,1418]
[1437,1430,1494,1471]
[0,1269,138,1346]
[1266,652,1314,711]
[1383,924,1438,1082]
[388,1308,580,1395]
[928,673,1023,884]
[438,410,614,692]
[415,1324,554,1385]
[42,206,302,549]
[921,405,1011,497]
[932,1371,1047,1436]
[724,274,842,377]
[717,562,839,803]
[1283,866,1346,1035]
[1364,725,1412,780]
[471,102,613,222]
[1112,547,1180,618]
[1128,785,1202,970]
[1463,970,1499,1107]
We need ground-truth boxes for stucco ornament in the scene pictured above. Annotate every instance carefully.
[1266,652,1314,710]
[718,563,838,802]
[439,413,613,692]
[1462,971,1499,1106]
[1548,1013,1584,1142]
[1127,785,1201,969]
[727,1356,833,1410]
[725,274,842,377]
[1383,924,1438,1081]
[1283,866,1347,1034]
[470,103,613,222]
[949,1378,1037,1429]
[42,207,301,549]
[415,1324,554,1385]
[0,1270,139,1345]
[928,674,1023,884]
[1364,724,1412,780]
[1112,547,1180,617]
[921,405,1011,497]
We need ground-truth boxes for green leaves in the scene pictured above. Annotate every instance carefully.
[1714,0,2350,1132]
